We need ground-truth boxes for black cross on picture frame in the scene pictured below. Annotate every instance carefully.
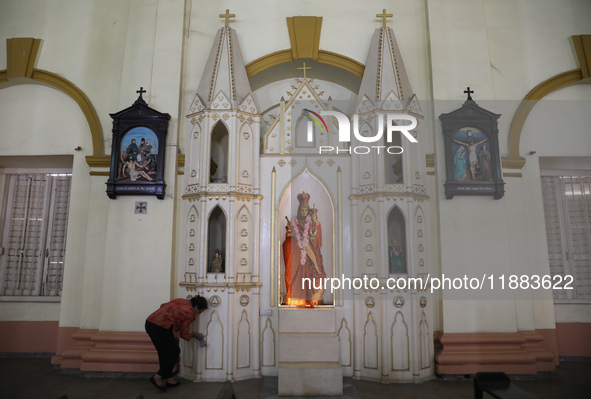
[106,88,170,199]
[439,89,505,199]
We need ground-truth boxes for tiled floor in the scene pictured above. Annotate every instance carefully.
[1,357,589,399]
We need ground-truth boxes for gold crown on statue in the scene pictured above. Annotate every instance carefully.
[297,192,310,207]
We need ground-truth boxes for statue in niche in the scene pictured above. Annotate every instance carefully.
[210,249,224,273]
[210,159,218,181]
[391,158,403,183]
[282,192,326,307]
[389,239,405,274]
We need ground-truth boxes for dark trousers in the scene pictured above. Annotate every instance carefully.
[145,320,180,379]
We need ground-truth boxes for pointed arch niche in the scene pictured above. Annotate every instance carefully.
[278,169,334,306]
[210,122,229,183]
[207,206,226,273]
[387,206,406,274]
[295,115,317,148]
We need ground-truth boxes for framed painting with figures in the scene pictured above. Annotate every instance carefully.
[106,88,170,199]
[439,91,504,199]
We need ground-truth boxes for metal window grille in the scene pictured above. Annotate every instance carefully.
[0,173,72,297]
[541,175,591,301]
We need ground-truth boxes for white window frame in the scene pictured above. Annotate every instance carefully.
[540,169,591,304]
[0,168,72,302]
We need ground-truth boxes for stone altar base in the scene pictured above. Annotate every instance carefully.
[278,308,343,396]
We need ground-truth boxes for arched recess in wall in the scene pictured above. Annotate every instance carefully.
[0,38,104,162]
[386,206,406,274]
[210,121,229,183]
[506,35,590,169]
[207,205,227,274]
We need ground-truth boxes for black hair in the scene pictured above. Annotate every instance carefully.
[190,295,208,310]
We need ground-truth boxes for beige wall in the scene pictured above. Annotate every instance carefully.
[521,85,591,324]
[427,0,590,333]
[0,0,185,331]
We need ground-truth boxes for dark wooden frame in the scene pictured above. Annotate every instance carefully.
[439,99,505,199]
[106,90,170,199]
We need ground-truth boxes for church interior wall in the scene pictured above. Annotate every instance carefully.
[0,84,91,329]
[0,0,589,376]
[427,0,589,340]
[0,0,188,364]
[520,84,591,331]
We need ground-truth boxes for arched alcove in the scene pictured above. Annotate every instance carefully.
[207,206,226,273]
[278,169,334,306]
[295,115,318,148]
[210,122,229,183]
[387,206,406,274]
[0,38,103,157]
[0,84,90,155]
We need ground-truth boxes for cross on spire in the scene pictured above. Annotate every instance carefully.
[464,86,474,100]
[376,9,393,28]
[136,87,146,98]
[297,62,312,80]
[219,9,235,28]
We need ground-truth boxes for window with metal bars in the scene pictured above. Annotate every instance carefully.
[0,172,72,298]
[540,175,591,302]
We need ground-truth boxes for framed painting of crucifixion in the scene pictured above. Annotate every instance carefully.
[439,88,505,199]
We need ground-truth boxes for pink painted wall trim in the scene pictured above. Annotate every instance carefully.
[435,329,557,375]
[0,321,59,353]
[556,323,591,357]
[50,327,158,373]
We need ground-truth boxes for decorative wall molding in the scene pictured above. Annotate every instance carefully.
[286,16,323,60]
[572,35,591,79]
[244,17,364,79]
[85,155,110,168]
[1,38,104,159]
[6,37,41,79]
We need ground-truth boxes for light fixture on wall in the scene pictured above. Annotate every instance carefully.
[74,146,82,151]
[528,150,536,155]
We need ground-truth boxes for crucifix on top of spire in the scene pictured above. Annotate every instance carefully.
[464,86,474,101]
[219,9,235,28]
[376,9,393,28]
[297,62,311,80]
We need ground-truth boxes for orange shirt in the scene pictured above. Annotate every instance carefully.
[147,298,196,341]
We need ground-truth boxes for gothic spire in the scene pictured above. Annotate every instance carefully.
[196,25,252,108]
[357,24,414,105]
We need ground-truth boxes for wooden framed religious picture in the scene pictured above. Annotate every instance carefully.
[439,88,505,199]
[106,88,170,199]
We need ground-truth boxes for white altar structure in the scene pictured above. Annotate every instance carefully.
[178,16,433,390]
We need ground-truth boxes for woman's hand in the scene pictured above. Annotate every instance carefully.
[193,333,204,340]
